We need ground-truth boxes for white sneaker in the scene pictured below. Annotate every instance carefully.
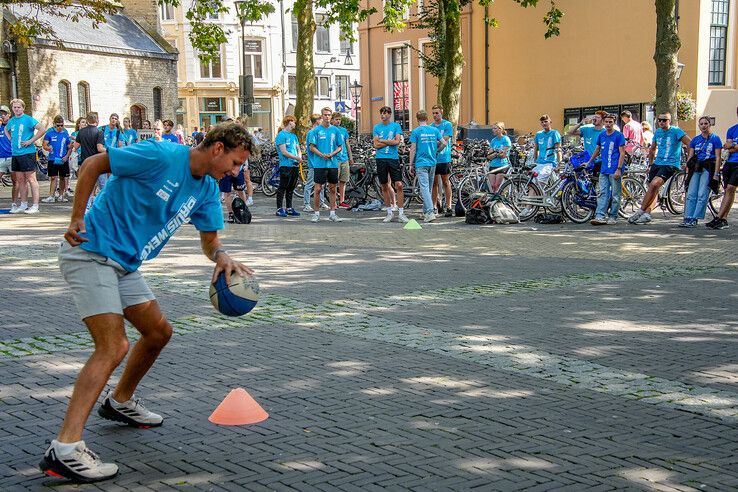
[634,212,652,224]
[9,203,19,214]
[329,214,343,222]
[16,203,28,213]
[320,203,330,211]
[98,393,163,427]
[60,194,69,203]
[42,196,55,203]
[423,212,437,223]
[311,213,320,223]
[303,205,314,212]
[627,209,644,224]
[246,197,254,206]
[382,213,394,223]
[606,217,617,225]
[24,205,39,214]
[39,440,118,483]
[397,214,410,224]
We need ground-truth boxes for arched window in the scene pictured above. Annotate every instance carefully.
[77,82,90,117]
[58,80,72,121]
[153,87,162,121]
[130,104,146,130]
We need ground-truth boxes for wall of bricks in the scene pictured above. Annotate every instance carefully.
[23,46,177,128]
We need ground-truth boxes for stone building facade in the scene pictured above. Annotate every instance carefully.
[1,4,177,130]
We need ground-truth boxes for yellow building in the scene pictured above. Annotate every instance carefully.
[359,0,738,137]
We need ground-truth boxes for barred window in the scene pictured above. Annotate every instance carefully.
[77,82,90,117]
[58,80,72,121]
[709,0,730,85]
[153,87,162,121]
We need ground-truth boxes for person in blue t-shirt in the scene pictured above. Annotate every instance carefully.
[430,105,454,216]
[41,122,256,484]
[307,107,344,222]
[681,116,723,227]
[409,110,446,222]
[533,114,562,184]
[486,122,512,193]
[121,117,139,146]
[0,105,18,210]
[709,106,738,229]
[161,119,179,143]
[274,115,302,217]
[373,106,406,222]
[5,98,47,214]
[629,112,691,225]
[331,112,353,209]
[586,114,626,225]
[42,115,73,203]
[99,114,123,151]
[303,113,327,212]
[568,111,606,170]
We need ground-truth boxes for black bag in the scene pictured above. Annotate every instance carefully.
[231,196,252,224]
[465,208,489,224]
[455,198,466,217]
[464,193,492,224]
[534,213,563,224]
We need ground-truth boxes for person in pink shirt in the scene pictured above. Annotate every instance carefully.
[620,110,644,155]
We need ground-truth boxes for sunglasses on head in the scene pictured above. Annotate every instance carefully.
[657,118,669,122]
[380,110,391,114]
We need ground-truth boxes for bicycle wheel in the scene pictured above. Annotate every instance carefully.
[1,174,11,186]
[456,176,481,210]
[498,176,541,222]
[261,168,278,196]
[707,188,724,217]
[402,173,419,209]
[618,176,646,218]
[293,174,304,197]
[666,170,686,215]
[560,181,595,224]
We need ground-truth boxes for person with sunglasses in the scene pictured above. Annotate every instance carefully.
[374,106,409,223]
[708,105,738,229]
[681,116,722,228]
[533,114,562,184]
[628,112,691,225]
[42,115,73,203]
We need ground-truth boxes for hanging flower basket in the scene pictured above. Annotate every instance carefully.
[676,91,697,121]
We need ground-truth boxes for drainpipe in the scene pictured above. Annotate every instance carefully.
[484,5,489,125]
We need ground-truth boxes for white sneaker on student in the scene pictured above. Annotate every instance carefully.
[634,212,652,224]
[398,214,410,224]
[9,203,19,214]
[329,213,343,222]
[246,197,254,206]
[382,213,394,223]
[42,196,55,203]
[98,393,163,427]
[423,212,437,223]
[311,213,320,223]
[24,205,40,214]
[39,440,118,483]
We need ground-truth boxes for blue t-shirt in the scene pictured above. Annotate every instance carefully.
[653,126,687,167]
[0,123,11,158]
[597,130,626,175]
[7,114,40,156]
[726,124,738,163]
[689,134,722,162]
[100,125,122,150]
[71,131,82,157]
[44,128,71,163]
[580,125,604,162]
[161,133,179,144]
[373,122,403,160]
[306,127,316,169]
[122,129,139,146]
[307,125,343,169]
[275,130,300,167]
[535,129,561,164]
[336,126,350,163]
[432,119,453,164]
[80,140,222,272]
[489,135,512,168]
[409,125,442,168]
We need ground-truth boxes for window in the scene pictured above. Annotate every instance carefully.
[200,51,223,78]
[153,87,162,121]
[709,0,730,85]
[159,3,174,21]
[291,15,298,52]
[340,36,353,55]
[391,46,410,131]
[314,76,330,98]
[58,80,72,121]
[315,14,330,53]
[288,75,297,96]
[77,81,90,117]
[335,75,349,101]
[243,39,264,79]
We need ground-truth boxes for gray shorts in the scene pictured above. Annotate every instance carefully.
[0,157,10,174]
[58,241,155,320]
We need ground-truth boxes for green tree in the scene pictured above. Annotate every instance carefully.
[653,0,681,117]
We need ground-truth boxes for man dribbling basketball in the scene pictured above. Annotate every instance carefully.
[40,122,256,483]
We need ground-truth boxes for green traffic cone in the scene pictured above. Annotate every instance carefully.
[404,219,422,230]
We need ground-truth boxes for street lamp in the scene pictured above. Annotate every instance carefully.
[676,61,685,81]
[349,80,362,137]
[234,1,249,117]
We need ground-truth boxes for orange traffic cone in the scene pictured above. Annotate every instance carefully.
[208,388,269,426]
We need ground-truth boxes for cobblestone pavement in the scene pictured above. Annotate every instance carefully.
[1,192,737,491]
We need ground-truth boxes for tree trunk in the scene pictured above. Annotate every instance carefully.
[440,0,463,129]
[435,0,446,103]
[653,0,681,117]
[294,0,316,141]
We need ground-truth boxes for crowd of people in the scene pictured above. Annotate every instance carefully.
[2,97,737,229]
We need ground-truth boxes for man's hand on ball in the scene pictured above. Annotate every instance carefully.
[212,254,254,284]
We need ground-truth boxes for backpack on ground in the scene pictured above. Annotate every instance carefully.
[465,192,492,224]
[486,193,519,224]
[231,196,252,224]
[534,213,563,224]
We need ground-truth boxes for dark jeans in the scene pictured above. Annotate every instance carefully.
[277,166,299,209]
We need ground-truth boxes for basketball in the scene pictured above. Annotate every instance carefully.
[209,271,260,316]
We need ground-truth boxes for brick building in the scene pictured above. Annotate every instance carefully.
[1,3,177,130]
